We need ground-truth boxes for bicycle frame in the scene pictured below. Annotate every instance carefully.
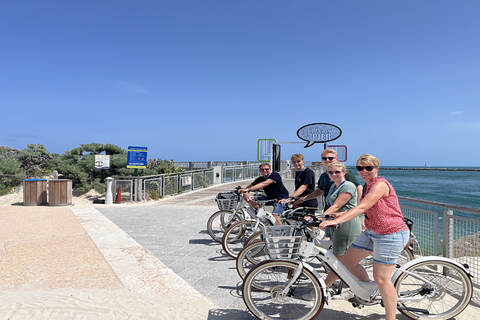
[282,242,472,304]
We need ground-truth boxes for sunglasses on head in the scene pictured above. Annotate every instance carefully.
[328,170,343,175]
[322,157,336,161]
[356,166,376,171]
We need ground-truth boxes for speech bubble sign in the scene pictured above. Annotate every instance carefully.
[297,123,342,148]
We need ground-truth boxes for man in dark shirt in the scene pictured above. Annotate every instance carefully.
[283,153,318,208]
[239,162,288,223]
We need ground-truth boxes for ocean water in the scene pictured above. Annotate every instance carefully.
[347,167,480,253]
[349,167,480,219]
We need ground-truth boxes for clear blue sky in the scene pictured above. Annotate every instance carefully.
[1,1,479,166]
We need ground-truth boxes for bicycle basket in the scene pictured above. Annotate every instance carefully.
[263,225,303,260]
[215,192,238,211]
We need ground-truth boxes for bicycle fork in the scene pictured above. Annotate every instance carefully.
[280,262,303,297]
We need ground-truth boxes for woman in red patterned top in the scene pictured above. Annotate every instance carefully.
[320,154,409,320]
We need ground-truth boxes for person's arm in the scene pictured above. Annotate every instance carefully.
[293,188,324,207]
[320,181,389,228]
[239,179,274,193]
[356,184,363,206]
[323,192,353,217]
[291,184,308,198]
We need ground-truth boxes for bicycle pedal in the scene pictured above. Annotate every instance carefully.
[351,302,364,309]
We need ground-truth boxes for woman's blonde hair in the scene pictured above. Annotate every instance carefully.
[327,161,346,172]
[356,153,380,167]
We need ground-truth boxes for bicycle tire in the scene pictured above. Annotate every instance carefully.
[206,210,243,243]
[222,220,264,259]
[236,240,268,279]
[244,230,264,247]
[394,259,473,320]
[243,260,325,320]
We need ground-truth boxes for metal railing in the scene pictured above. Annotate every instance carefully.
[398,196,480,290]
[112,161,293,201]
[141,168,215,200]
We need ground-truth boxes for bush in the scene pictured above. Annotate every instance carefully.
[0,148,25,195]
[147,190,162,200]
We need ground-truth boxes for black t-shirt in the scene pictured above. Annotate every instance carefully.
[295,167,318,207]
[252,172,289,200]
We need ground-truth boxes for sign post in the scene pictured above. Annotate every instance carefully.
[95,155,110,183]
[127,146,148,201]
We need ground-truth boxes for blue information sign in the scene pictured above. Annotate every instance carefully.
[127,146,148,169]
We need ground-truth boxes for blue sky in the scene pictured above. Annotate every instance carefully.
[1,1,479,166]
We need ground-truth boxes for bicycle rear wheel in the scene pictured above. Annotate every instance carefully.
[206,210,243,243]
[222,220,263,258]
[243,260,325,320]
[394,259,472,320]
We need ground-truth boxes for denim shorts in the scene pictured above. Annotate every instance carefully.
[272,202,284,215]
[351,229,410,265]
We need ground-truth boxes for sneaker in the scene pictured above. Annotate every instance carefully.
[331,289,354,300]
[348,295,364,305]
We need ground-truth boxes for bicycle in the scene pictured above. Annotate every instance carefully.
[242,222,473,320]
[221,198,279,259]
[236,209,414,283]
[207,187,260,243]
[236,206,332,280]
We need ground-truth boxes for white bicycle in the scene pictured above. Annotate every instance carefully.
[207,187,265,243]
[242,224,473,320]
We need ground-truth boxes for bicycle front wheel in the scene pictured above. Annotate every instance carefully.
[394,259,473,320]
[222,220,263,258]
[243,260,325,320]
[206,210,243,243]
[236,240,268,279]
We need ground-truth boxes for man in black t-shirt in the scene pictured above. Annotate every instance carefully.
[283,153,318,208]
[239,162,288,223]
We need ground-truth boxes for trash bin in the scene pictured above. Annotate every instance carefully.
[48,179,72,206]
[23,179,48,206]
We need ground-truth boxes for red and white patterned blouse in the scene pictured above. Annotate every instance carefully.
[363,177,409,235]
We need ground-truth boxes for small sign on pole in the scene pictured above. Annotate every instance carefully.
[95,155,110,169]
[127,146,148,169]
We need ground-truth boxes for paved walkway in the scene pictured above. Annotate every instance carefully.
[1,180,479,319]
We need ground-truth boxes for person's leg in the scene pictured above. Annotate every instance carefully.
[370,230,409,320]
[373,263,397,320]
[243,193,259,209]
[272,203,284,225]
[334,246,371,284]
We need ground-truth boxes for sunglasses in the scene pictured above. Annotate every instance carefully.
[328,170,343,175]
[322,157,336,161]
[260,168,271,171]
[356,166,376,171]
